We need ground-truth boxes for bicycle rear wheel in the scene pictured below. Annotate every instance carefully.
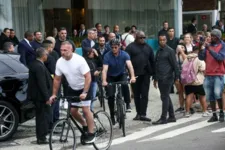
[93,110,113,150]
[49,119,76,150]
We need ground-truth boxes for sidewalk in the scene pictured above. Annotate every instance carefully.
[0,84,180,150]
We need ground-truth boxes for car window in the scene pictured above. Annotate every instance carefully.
[0,61,15,75]
[3,59,28,73]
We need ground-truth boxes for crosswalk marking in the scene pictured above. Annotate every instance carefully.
[111,115,202,146]
[212,127,225,133]
[138,120,217,142]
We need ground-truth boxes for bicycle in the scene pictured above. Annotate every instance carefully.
[97,73,106,111]
[49,96,113,150]
[107,81,130,137]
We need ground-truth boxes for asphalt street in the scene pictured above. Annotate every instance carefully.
[1,84,224,150]
[110,115,225,150]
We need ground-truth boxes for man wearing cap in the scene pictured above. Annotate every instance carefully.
[199,29,225,122]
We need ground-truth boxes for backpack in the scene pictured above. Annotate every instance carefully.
[121,34,129,50]
[181,58,197,84]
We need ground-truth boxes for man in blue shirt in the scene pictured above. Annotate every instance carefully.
[102,39,136,125]
[30,31,43,51]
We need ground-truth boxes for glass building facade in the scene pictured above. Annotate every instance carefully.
[0,0,181,40]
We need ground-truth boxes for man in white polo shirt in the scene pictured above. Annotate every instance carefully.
[50,41,95,143]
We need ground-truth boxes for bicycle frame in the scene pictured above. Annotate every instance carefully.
[115,84,126,123]
[58,97,107,143]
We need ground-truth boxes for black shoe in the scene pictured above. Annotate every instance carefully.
[152,119,167,125]
[167,117,176,123]
[37,139,49,145]
[84,133,96,144]
[133,114,140,121]
[190,108,195,114]
[219,112,224,122]
[111,117,116,125]
[126,104,132,113]
[208,116,218,122]
[175,107,185,113]
[140,116,151,122]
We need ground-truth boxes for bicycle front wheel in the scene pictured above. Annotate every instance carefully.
[49,119,76,150]
[120,104,126,137]
[93,110,113,150]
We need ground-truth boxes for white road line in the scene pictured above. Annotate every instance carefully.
[139,120,217,142]
[111,114,202,146]
[212,127,225,133]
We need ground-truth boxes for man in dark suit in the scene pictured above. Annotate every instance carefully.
[28,47,53,144]
[78,24,87,37]
[18,31,35,66]
[187,18,197,34]
[81,28,97,57]
[42,40,60,125]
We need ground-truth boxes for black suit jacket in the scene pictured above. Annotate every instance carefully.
[45,55,56,75]
[78,30,87,37]
[187,24,197,34]
[28,60,53,103]
[18,39,36,66]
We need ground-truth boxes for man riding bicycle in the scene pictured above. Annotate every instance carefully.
[50,41,95,143]
[102,38,136,125]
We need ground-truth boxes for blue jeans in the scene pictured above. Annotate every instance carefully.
[203,76,224,101]
[90,82,98,111]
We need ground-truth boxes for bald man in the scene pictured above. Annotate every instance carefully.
[50,41,95,143]
[126,31,155,121]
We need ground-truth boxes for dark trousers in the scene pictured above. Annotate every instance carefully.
[131,74,150,116]
[158,80,175,120]
[107,74,130,118]
[52,86,61,124]
[34,101,52,140]
[51,100,60,123]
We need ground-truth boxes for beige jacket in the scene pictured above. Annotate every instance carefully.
[182,53,205,85]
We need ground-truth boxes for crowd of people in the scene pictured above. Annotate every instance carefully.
[0,18,225,145]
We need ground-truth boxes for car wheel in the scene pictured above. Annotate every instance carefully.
[0,101,19,141]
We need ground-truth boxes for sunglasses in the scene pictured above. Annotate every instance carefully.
[139,37,146,39]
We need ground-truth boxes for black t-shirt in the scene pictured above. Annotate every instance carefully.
[167,37,179,52]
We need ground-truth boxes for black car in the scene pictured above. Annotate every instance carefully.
[0,52,35,141]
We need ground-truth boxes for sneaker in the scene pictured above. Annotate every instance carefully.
[202,112,210,117]
[208,116,218,122]
[219,112,224,122]
[84,133,96,144]
[175,107,185,113]
[184,112,191,118]
[126,104,132,113]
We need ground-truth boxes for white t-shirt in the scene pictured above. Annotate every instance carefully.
[55,53,90,90]
[121,33,135,46]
